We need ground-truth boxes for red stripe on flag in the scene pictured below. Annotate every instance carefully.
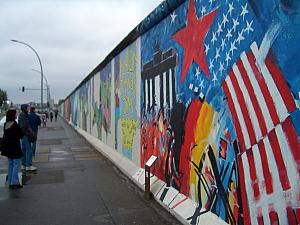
[257,208,264,225]
[246,148,260,200]
[269,209,279,225]
[296,208,300,223]
[257,140,274,194]
[287,206,297,225]
[237,59,268,137]
[222,82,246,152]
[237,156,251,225]
[229,70,256,146]
[247,51,280,126]
[265,57,296,113]
[257,216,264,225]
[268,129,291,191]
[282,117,300,174]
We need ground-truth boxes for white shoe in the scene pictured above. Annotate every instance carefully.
[26,166,37,171]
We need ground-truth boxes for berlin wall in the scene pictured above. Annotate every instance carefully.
[60,0,300,224]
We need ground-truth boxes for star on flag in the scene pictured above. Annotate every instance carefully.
[172,0,218,83]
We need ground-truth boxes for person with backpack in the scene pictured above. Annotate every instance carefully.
[28,106,41,156]
[1,109,24,189]
[18,104,37,172]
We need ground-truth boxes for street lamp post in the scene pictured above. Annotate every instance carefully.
[32,69,50,108]
[11,39,44,110]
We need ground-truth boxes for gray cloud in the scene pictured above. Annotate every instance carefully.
[0,0,163,104]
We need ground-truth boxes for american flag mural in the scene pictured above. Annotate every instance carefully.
[141,0,300,224]
[223,42,300,224]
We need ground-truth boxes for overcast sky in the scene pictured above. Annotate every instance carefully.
[0,0,163,104]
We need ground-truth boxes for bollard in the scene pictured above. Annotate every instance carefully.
[144,155,157,200]
[145,164,151,199]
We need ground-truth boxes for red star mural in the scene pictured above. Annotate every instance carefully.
[173,0,218,83]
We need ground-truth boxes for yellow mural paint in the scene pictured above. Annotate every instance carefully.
[121,118,138,149]
[189,102,215,201]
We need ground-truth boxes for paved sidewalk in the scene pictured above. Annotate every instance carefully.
[0,117,182,225]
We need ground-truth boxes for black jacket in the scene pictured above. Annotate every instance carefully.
[1,121,24,159]
[18,111,30,136]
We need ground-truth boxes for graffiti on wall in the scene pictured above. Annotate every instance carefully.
[100,63,112,136]
[116,42,139,159]
[115,55,120,149]
[90,64,112,140]
[78,80,90,131]
[141,0,300,224]
[60,0,300,224]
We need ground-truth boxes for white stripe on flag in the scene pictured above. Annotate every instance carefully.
[263,136,283,192]
[277,206,289,225]
[275,125,299,203]
[241,153,258,225]
[240,52,274,132]
[225,76,251,149]
[261,206,270,225]
[252,145,265,195]
[232,64,262,141]
[251,42,289,123]
[262,135,289,225]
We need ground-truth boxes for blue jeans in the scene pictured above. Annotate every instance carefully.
[31,141,37,156]
[7,158,21,185]
[21,136,32,167]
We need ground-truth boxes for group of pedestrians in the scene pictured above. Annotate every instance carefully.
[41,110,58,123]
[1,104,41,189]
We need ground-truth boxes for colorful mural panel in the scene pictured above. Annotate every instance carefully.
[89,63,113,144]
[78,80,90,131]
[60,0,300,224]
[115,55,120,149]
[141,0,300,224]
[100,63,112,136]
[116,42,139,159]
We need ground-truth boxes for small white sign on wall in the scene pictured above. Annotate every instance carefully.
[146,155,157,168]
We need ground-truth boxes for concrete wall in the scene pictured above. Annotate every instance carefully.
[60,0,300,224]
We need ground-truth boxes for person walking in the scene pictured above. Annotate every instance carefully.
[50,111,53,122]
[54,110,58,122]
[28,106,41,157]
[45,111,49,121]
[18,104,37,172]
[1,109,24,189]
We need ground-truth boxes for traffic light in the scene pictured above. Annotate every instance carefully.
[22,86,25,92]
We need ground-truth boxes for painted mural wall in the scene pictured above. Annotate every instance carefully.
[115,41,141,163]
[60,0,300,224]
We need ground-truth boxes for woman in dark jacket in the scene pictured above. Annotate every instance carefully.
[1,109,24,189]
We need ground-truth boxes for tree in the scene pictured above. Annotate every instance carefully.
[58,99,64,106]
[0,89,7,107]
